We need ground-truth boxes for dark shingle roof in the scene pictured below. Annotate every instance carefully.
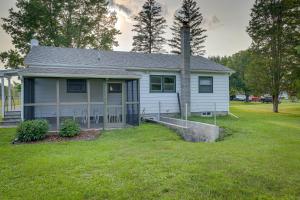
[24,46,232,73]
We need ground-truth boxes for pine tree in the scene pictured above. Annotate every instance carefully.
[169,0,207,56]
[247,0,300,112]
[132,0,167,53]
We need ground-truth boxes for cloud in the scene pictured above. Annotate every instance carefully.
[203,15,223,30]
[108,0,132,15]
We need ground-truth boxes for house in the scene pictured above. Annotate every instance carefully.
[14,24,232,131]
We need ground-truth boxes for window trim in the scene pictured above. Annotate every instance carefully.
[108,83,122,93]
[67,79,87,93]
[150,75,176,93]
[198,76,213,93]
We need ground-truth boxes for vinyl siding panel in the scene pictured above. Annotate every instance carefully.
[139,72,181,114]
[191,73,229,112]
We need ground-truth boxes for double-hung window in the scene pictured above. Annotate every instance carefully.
[150,75,176,93]
[199,76,213,93]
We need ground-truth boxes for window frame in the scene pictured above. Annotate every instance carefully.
[150,75,176,93]
[66,79,87,93]
[198,76,213,93]
[108,83,122,93]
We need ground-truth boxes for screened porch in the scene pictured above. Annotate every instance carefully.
[23,77,139,131]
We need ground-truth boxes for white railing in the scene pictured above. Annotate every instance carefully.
[107,105,122,124]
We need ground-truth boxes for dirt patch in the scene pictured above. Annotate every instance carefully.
[13,129,101,144]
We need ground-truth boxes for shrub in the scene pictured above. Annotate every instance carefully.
[16,120,49,142]
[59,119,80,137]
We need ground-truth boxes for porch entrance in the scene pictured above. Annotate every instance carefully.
[106,82,124,128]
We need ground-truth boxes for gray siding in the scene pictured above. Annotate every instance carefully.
[139,71,181,114]
[139,71,229,114]
[191,73,229,113]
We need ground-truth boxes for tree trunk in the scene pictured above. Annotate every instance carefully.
[272,94,279,113]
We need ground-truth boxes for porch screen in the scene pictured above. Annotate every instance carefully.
[126,80,139,126]
[24,78,35,120]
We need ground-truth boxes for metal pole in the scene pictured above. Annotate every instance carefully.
[185,103,188,128]
[1,77,5,117]
[87,79,91,129]
[158,101,161,121]
[20,77,24,121]
[214,102,217,125]
[7,77,11,111]
[56,79,60,131]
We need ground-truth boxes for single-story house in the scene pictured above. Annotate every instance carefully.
[17,25,232,131]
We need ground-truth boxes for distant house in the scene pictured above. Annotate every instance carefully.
[15,25,232,131]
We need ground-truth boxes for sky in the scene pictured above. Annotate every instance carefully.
[0,0,255,60]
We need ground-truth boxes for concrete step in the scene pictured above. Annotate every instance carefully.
[3,115,21,120]
[4,111,21,115]
[0,120,20,126]
[2,118,21,123]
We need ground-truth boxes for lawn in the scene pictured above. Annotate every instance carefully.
[0,102,299,199]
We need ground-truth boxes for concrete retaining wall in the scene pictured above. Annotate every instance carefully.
[151,116,219,142]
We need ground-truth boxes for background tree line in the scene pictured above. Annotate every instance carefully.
[211,0,299,112]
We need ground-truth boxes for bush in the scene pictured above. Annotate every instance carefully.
[16,120,49,142]
[59,119,80,137]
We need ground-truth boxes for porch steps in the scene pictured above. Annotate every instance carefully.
[0,111,21,127]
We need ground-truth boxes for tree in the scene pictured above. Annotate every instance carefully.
[131,0,167,53]
[169,0,207,56]
[1,0,120,68]
[247,0,300,112]
[210,50,253,100]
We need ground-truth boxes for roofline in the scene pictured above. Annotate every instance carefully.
[26,64,233,74]
[18,72,141,79]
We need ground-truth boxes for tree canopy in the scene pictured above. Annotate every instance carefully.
[1,0,120,68]
[247,0,299,112]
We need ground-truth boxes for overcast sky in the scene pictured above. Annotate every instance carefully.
[0,0,255,59]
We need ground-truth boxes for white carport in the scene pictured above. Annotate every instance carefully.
[0,69,20,117]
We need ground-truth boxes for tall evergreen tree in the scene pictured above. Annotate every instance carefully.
[0,0,120,68]
[247,0,299,112]
[132,0,167,53]
[169,0,207,56]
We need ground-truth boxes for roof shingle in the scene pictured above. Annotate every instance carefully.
[24,46,232,73]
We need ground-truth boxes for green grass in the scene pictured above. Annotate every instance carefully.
[0,102,299,199]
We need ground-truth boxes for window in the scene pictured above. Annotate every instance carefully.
[67,79,86,93]
[108,83,122,93]
[199,76,213,93]
[150,75,176,93]
[150,76,162,92]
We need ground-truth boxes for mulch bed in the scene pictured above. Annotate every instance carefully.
[13,129,101,144]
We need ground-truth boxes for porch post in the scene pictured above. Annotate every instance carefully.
[138,79,141,125]
[56,79,60,131]
[103,79,107,130]
[87,79,91,129]
[1,77,5,117]
[122,81,126,126]
[20,77,24,121]
[7,77,11,111]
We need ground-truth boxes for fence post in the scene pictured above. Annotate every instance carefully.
[214,102,217,125]
[185,103,188,128]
